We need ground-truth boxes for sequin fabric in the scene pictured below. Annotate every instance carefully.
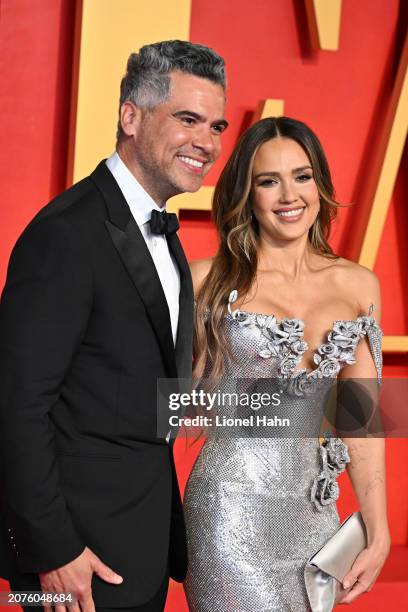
[184,293,383,611]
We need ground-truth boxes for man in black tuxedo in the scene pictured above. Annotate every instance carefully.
[0,40,227,611]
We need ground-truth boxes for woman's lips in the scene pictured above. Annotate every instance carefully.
[274,207,305,222]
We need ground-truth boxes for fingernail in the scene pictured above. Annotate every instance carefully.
[114,575,123,583]
[343,581,349,589]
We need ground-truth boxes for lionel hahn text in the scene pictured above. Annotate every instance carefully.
[169,415,291,428]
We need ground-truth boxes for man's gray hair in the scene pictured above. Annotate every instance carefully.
[117,40,226,139]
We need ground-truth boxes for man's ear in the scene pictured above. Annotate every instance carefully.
[120,101,143,137]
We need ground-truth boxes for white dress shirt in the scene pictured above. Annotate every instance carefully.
[106,152,180,345]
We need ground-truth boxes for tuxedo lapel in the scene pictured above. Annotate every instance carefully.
[105,218,178,378]
[90,161,177,379]
[167,233,194,380]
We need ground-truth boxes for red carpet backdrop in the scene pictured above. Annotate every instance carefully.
[1,0,407,610]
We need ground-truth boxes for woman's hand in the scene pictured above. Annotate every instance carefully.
[337,537,390,604]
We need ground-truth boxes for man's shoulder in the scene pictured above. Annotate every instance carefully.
[33,174,101,226]
[12,166,109,260]
[22,163,110,237]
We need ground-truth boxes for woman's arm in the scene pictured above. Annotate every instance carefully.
[338,267,390,603]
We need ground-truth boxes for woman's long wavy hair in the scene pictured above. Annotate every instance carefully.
[194,116,341,379]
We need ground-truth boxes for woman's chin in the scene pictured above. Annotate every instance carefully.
[260,226,310,243]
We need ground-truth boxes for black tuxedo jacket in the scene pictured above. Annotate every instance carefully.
[0,161,193,607]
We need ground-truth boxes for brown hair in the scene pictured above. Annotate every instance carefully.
[194,116,341,379]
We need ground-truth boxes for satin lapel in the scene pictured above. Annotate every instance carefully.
[90,161,177,378]
[167,233,194,380]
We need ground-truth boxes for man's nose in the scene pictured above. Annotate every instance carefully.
[192,125,219,158]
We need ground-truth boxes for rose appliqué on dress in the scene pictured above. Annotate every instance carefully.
[325,435,350,473]
[310,471,340,509]
[310,432,350,511]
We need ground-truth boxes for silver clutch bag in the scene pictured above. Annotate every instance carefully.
[304,512,367,612]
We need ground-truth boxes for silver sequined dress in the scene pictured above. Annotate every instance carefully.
[183,292,383,612]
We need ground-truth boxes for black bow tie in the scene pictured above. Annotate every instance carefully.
[149,210,179,236]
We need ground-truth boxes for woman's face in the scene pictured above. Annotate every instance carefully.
[251,137,320,243]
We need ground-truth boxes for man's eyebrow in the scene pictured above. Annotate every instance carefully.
[254,165,312,179]
[172,110,229,129]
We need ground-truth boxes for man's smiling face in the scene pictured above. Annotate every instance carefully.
[121,71,227,203]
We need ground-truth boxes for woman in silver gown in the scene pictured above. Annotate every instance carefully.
[183,117,390,611]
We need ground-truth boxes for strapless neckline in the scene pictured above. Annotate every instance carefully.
[228,307,373,326]
[227,288,375,325]
[226,290,381,382]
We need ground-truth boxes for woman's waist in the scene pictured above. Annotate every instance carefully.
[187,438,321,489]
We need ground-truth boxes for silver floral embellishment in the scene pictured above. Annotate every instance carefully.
[281,319,304,342]
[258,339,283,359]
[235,311,252,324]
[317,356,341,378]
[258,340,284,359]
[261,325,292,347]
[263,314,280,330]
[338,346,357,365]
[311,433,350,511]
[279,353,302,377]
[310,472,340,510]
[328,326,358,352]
[325,436,350,473]
[332,320,360,338]
[318,343,339,358]
[292,340,308,355]
[285,369,321,396]
[358,315,375,334]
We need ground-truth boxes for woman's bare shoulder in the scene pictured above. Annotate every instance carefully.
[331,257,379,286]
[329,257,381,316]
[189,257,214,294]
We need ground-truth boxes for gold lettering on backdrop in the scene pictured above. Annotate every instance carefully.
[168,185,213,214]
[304,0,342,51]
[68,0,192,184]
[252,99,285,123]
[358,32,408,352]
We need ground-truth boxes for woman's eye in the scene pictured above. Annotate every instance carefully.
[259,179,277,187]
[296,174,312,182]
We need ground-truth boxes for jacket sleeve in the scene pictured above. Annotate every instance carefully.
[0,214,92,573]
